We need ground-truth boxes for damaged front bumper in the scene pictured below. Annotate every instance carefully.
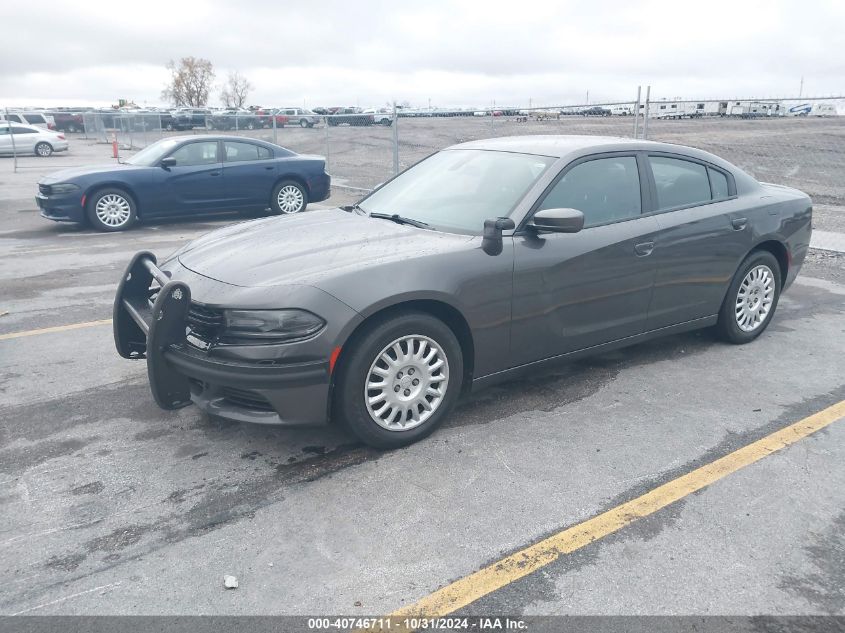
[113,252,346,425]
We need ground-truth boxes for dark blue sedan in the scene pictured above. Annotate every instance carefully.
[36,136,331,231]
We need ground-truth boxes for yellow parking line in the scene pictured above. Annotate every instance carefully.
[389,399,845,619]
[0,319,112,341]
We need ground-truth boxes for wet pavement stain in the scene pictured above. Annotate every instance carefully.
[69,481,104,496]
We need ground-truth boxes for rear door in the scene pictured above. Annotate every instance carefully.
[645,154,753,329]
[221,140,277,208]
[511,153,660,365]
[0,127,12,153]
[148,140,226,216]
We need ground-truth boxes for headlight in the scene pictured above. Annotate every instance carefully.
[50,183,81,194]
[223,309,325,343]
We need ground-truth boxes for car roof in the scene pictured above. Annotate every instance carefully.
[447,135,692,158]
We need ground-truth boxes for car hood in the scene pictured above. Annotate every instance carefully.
[38,163,142,184]
[176,209,475,288]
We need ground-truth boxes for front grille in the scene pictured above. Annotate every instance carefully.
[220,386,274,412]
[38,184,51,195]
[187,302,224,339]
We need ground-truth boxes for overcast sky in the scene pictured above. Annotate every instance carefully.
[2,0,843,109]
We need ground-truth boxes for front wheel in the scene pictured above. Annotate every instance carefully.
[270,180,308,214]
[35,142,53,157]
[716,250,781,344]
[87,188,137,231]
[334,312,463,449]
[300,119,309,128]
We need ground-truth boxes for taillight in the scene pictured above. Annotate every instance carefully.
[48,123,55,130]
[57,134,66,140]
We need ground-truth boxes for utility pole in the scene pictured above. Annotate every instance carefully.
[799,76,804,98]
[585,90,589,105]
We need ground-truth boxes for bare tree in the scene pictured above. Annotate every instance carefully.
[161,57,215,107]
[219,71,253,109]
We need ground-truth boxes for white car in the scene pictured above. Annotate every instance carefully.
[0,122,69,156]
[363,108,393,125]
[0,111,55,129]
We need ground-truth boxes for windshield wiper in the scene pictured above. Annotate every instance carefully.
[368,212,430,229]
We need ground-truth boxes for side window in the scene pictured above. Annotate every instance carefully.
[649,156,712,210]
[169,141,219,166]
[708,168,730,199]
[538,156,642,228]
[12,126,37,134]
[7,114,22,123]
[224,141,271,162]
[0,127,9,135]
[23,114,45,124]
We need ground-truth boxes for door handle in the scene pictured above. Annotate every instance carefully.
[209,171,220,177]
[264,166,274,170]
[634,241,655,257]
[731,217,747,230]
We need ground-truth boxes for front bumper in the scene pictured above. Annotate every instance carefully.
[113,252,338,426]
[36,192,85,223]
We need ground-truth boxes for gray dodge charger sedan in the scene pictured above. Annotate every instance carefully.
[114,135,812,448]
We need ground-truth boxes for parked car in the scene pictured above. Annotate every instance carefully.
[170,108,212,131]
[253,108,289,128]
[578,106,612,117]
[277,108,320,128]
[326,108,374,126]
[363,108,393,125]
[112,135,811,449]
[36,135,329,230]
[0,122,68,156]
[0,111,55,129]
[47,111,85,133]
[206,109,261,130]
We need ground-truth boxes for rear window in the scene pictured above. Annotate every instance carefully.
[708,168,730,199]
[224,141,272,161]
[23,114,46,124]
[649,156,712,210]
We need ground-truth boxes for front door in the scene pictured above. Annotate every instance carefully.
[149,140,226,216]
[511,154,659,366]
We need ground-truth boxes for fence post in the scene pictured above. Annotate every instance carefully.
[633,86,641,138]
[642,85,651,139]
[392,101,399,175]
[324,116,331,174]
[272,112,277,145]
[490,102,495,135]
[6,108,17,173]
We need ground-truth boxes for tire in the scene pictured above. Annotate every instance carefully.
[300,119,308,128]
[716,250,782,344]
[165,123,174,131]
[86,188,137,232]
[35,142,53,157]
[270,180,308,215]
[334,312,463,449]
[246,121,255,130]
[66,124,78,133]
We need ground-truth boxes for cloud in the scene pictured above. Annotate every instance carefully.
[1,0,843,108]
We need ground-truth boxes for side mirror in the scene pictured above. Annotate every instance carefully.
[529,208,584,233]
[481,217,515,255]
[160,156,177,169]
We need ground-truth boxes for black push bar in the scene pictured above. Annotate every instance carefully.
[113,251,193,410]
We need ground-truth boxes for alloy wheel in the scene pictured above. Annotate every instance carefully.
[735,265,775,332]
[95,194,132,227]
[364,334,449,431]
[277,185,304,214]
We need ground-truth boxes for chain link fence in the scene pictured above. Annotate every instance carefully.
[6,94,843,206]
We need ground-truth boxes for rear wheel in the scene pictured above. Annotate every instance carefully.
[334,312,463,449]
[716,250,781,344]
[300,118,308,128]
[35,142,53,157]
[87,188,137,231]
[270,180,308,214]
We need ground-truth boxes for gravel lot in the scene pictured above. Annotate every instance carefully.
[0,123,843,619]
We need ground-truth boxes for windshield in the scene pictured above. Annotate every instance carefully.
[125,138,183,166]
[358,149,554,234]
